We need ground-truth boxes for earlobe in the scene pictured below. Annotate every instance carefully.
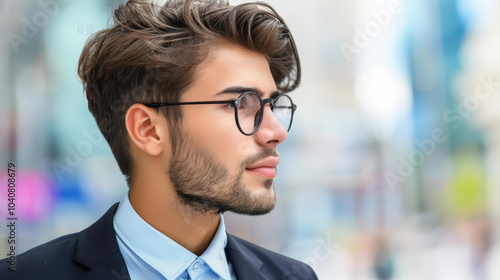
[125,104,166,156]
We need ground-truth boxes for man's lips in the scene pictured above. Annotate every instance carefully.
[245,157,279,178]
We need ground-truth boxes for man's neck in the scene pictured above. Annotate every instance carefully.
[129,184,220,256]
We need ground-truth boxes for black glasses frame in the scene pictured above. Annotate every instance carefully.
[144,92,297,136]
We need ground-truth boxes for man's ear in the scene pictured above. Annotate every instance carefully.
[125,104,167,156]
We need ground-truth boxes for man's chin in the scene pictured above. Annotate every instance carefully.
[174,187,276,215]
[243,175,275,191]
[228,189,277,215]
[229,203,276,216]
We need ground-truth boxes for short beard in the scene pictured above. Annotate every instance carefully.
[167,129,277,215]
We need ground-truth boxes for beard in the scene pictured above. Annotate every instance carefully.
[167,129,278,215]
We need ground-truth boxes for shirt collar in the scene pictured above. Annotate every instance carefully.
[113,194,231,280]
[199,210,231,280]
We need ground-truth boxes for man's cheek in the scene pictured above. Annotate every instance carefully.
[226,142,253,169]
[227,155,243,172]
[237,141,253,157]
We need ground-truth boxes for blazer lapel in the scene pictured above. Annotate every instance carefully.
[69,204,274,280]
[225,234,270,280]
[73,203,130,280]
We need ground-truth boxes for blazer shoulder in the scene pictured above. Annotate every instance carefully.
[0,203,121,279]
[227,233,318,280]
[0,232,83,279]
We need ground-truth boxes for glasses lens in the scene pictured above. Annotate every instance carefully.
[237,93,262,134]
[273,95,294,131]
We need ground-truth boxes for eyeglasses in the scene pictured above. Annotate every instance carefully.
[144,92,297,136]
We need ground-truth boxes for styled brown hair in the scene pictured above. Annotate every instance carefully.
[77,0,301,183]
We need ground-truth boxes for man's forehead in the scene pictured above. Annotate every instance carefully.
[183,45,278,100]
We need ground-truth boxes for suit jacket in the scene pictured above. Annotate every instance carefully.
[0,203,318,280]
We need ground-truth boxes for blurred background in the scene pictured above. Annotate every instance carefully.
[1,0,500,279]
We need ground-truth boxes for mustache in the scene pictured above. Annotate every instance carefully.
[242,148,279,168]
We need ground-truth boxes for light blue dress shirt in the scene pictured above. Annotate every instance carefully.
[113,195,236,280]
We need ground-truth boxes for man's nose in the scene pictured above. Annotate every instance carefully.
[253,105,288,146]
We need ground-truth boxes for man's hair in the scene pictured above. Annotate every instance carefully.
[77,0,301,184]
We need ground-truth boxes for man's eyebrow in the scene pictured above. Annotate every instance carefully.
[216,86,280,98]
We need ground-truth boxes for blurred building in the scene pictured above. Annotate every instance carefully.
[1,0,500,279]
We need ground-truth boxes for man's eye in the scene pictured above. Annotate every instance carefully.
[223,103,236,110]
[238,99,250,110]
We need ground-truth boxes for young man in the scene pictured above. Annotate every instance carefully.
[1,0,318,279]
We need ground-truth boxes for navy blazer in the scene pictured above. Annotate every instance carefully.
[0,204,318,280]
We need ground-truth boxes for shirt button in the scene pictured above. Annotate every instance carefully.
[193,262,201,271]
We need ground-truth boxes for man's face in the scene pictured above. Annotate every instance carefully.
[166,44,289,215]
